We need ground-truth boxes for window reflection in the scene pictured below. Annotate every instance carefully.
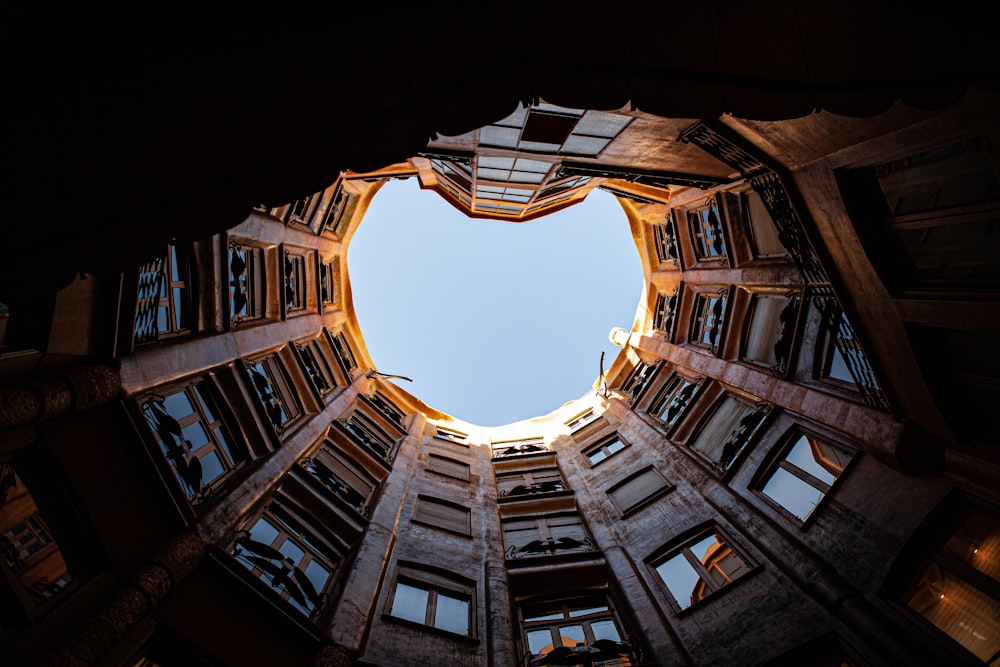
[760,434,854,523]
[0,466,72,605]
[902,503,1000,664]
[654,530,752,610]
[521,596,633,667]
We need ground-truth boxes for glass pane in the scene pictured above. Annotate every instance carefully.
[193,385,216,422]
[249,518,280,546]
[943,508,1000,583]
[656,553,702,610]
[391,582,429,624]
[434,593,469,635]
[479,156,515,169]
[528,629,554,654]
[905,562,1000,663]
[590,619,622,642]
[172,289,184,328]
[575,111,631,138]
[478,167,511,181]
[689,534,722,563]
[562,135,610,156]
[181,422,209,450]
[213,427,235,463]
[568,605,608,617]
[607,438,624,454]
[785,436,839,486]
[162,391,195,420]
[304,560,330,594]
[479,126,519,148]
[518,140,561,153]
[588,449,607,464]
[763,466,824,521]
[557,624,586,647]
[514,158,551,173]
[509,170,545,184]
[156,307,168,331]
[198,450,224,484]
[278,539,305,565]
[827,345,852,382]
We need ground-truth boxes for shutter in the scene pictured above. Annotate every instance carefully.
[692,396,756,464]
[428,454,470,481]
[610,468,669,512]
[743,295,787,365]
[415,497,470,535]
[315,447,374,498]
[747,192,785,256]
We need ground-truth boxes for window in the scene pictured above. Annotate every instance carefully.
[653,528,754,611]
[133,241,191,345]
[329,331,358,379]
[653,213,680,266]
[0,465,73,625]
[608,467,671,514]
[341,412,395,461]
[688,199,727,262]
[757,432,855,523]
[245,354,302,433]
[387,565,474,637]
[565,409,597,431]
[295,338,337,398]
[283,251,306,313]
[584,436,627,465]
[742,293,800,373]
[648,373,702,430]
[319,256,339,309]
[366,393,404,427]
[228,242,265,324]
[741,190,786,257]
[689,394,768,473]
[899,500,1000,664]
[427,454,470,482]
[232,505,342,617]
[496,467,566,498]
[652,289,679,340]
[503,514,592,559]
[689,289,728,353]
[302,444,377,514]
[521,595,634,666]
[435,426,468,444]
[141,381,243,503]
[618,361,658,404]
[812,300,889,411]
[413,496,471,536]
[321,184,359,238]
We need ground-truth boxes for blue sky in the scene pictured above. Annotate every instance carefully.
[347,178,643,427]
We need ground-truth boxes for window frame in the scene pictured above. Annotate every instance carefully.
[688,287,730,354]
[752,428,858,527]
[227,241,266,325]
[583,434,629,467]
[650,525,758,614]
[687,198,729,264]
[294,337,337,400]
[496,466,567,499]
[282,249,307,314]
[412,495,472,537]
[502,512,593,560]
[607,466,673,516]
[138,377,247,506]
[519,593,637,666]
[687,393,770,476]
[739,291,802,375]
[132,241,193,346]
[231,502,345,619]
[244,352,304,435]
[385,563,477,639]
[647,371,704,433]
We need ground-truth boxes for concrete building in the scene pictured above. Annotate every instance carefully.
[1,5,999,667]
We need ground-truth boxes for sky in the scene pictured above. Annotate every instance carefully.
[347,178,644,427]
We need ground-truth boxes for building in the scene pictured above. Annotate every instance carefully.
[1,5,999,667]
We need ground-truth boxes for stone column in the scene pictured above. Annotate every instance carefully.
[0,363,120,431]
[310,643,354,667]
[41,531,207,667]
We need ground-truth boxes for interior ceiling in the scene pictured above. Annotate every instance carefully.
[1,3,996,298]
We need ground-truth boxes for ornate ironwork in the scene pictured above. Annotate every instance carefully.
[339,417,392,462]
[499,481,566,498]
[233,530,328,617]
[653,287,679,340]
[679,121,892,412]
[770,294,802,377]
[246,360,289,434]
[506,536,594,559]
[714,404,771,474]
[143,397,211,503]
[558,162,728,190]
[134,253,166,344]
[492,442,548,459]
[301,459,367,515]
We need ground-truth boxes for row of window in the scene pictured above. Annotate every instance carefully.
[258,180,360,238]
[650,189,788,272]
[130,239,342,348]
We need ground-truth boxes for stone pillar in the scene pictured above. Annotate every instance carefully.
[40,532,207,667]
[0,363,120,431]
